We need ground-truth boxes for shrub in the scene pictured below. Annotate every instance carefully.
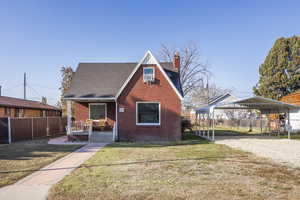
[181,117,193,133]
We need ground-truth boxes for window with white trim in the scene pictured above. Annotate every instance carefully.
[136,102,160,125]
[89,103,106,120]
[143,67,155,82]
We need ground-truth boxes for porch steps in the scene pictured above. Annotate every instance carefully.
[90,132,114,143]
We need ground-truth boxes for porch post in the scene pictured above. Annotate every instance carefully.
[114,101,118,141]
[67,100,72,135]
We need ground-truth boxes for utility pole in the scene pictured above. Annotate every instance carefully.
[206,74,209,104]
[24,73,26,99]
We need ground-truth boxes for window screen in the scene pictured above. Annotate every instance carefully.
[144,67,154,75]
[90,104,106,120]
[137,103,160,124]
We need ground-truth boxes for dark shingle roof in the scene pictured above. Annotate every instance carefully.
[0,96,60,110]
[65,62,183,99]
[209,93,230,104]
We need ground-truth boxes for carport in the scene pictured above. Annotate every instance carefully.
[195,96,300,141]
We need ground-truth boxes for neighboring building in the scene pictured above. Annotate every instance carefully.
[64,51,183,142]
[280,91,300,132]
[0,96,61,118]
[195,93,239,119]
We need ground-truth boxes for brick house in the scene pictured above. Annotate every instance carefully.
[64,51,183,142]
[0,96,61,117]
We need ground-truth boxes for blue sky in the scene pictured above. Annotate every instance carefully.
[0,0,299,105]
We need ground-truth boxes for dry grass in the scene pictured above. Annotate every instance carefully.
[280,134,300,140]
[49,134,300,200]
[214,126,264,135]
[0,139,81,187]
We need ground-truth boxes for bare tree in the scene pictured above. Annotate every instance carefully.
[59,66,74,116]
[188,83,232,107]
[158,43,210,96]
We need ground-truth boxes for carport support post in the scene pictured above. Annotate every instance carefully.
[212,108,215,141]
[207,113,210,138]
[288,109,291,139]
[260,112,263,134]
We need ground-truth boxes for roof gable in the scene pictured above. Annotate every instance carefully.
[116,51,183,100]
[209,93,237,105]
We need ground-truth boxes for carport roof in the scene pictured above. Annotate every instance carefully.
[196,96,300,114]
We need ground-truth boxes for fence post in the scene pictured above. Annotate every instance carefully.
[8,117,11,144]
[59,117,62,133]
[46,117,49,136]
[31,118,34,139]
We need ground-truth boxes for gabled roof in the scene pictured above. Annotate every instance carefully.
[65,51,183,100]
[195,93,238,113]
[0,96,60,111]
[116,51,183,100]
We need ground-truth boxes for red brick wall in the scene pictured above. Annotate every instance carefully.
[117,64,181,141]
[74,102,116,128]
[74,102,89,121]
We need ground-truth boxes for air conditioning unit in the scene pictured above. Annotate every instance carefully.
[144,74,154,83]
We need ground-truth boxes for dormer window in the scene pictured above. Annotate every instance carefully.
[143,67,155,82]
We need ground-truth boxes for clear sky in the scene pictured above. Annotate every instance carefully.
[0,0,300,105]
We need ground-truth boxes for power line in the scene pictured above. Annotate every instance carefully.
[1,84,23,92]
[27,84,43,99]
[29,83,59,91]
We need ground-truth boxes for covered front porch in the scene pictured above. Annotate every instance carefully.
[66,99,118,142]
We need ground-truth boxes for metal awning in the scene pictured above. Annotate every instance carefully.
[194,96,300,141]
[196,96,300,114]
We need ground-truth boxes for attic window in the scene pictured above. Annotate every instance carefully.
[143,67,155,82]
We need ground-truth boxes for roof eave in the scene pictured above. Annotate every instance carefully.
[63,97,116,102]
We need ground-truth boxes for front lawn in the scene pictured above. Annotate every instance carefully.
[0,139,81,187]
[49,133,300,200]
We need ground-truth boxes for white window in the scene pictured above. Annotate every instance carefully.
[143,67,155,82]
[136,102,160,125]
[89,103,106,120]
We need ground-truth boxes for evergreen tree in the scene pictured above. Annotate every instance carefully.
[253,36,300,99]
[59,66,74,116]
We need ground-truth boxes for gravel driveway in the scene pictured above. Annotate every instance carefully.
[215,135,300,168]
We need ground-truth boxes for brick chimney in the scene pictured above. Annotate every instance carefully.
[173,52,180,72]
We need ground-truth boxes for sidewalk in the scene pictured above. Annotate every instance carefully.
[0,143,108,200]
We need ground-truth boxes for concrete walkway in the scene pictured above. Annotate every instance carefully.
[48,135,88,145]
[0,143,108,200]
